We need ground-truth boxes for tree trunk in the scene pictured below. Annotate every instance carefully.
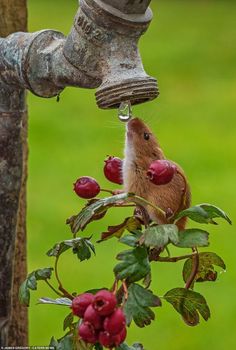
[0,0,28,346]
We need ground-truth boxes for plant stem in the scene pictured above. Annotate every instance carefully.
[157,252,197,263]
[55,256,74,300]
[44,279,64,297]
[185,248,199,289]
[114,204,136,208]
[132,195,166,217]
[100,188,113,194]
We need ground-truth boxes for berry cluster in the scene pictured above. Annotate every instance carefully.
[71,290,127,348]
[73,156,123,199]
[73,157,178,200]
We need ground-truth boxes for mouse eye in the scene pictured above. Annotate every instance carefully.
[144,132,150,140]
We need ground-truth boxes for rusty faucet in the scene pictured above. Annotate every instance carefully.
[0,0,158,109]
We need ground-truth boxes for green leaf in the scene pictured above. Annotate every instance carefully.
[119,235,141,248]
[57,334,74,350]
[98,217,142,242]
[164,288,210,326]
[94,344,103,350]
[117,344,144,350]
[114,247,150,283]
[183,252,226,285]
[175,204,232,225]
[63,312,74,331]
[124,284,161,328]
[47,238,95,262]
[19,280,30,307]
[73,238,95,262]
[176,229,209,248]
[35,267,54,280]
[140,224,179,249]
[67,193,132,233]
[19,267,53,306]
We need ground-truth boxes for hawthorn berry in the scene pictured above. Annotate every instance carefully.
[73,176,100,199]
[93,290,117,316]
[84,304,103,330]
[71,293,95,318]
[104,156,123,185]
[147,160,177,185]
[78,321,98,344]
[118,327,127,344]
[104,308,126,335]
[99,330,123,348]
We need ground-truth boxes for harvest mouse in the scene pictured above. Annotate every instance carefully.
[123,117,191,230]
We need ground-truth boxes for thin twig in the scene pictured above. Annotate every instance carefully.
[55,256,74,300]
[44,279,64,297]
[157,252,197,263]
[132,195,166,217]
[185,248,199,289]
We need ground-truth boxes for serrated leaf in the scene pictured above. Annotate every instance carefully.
[49,337,59,347]
[183,252,226,285]
[19,267,53,306]
[38,297,72,306]
[26,274,37,290]
[99,217,141,242]
[73,238,95,262]
[124,283,161,328]
[67,193,132,233]
[114,247,150,283]
[140,224,179,249]
[176,229,209,248]
[19,280,30,307]
[94,344,103,350]
[175,204,231,225]
[47,242,71,257]
[35,267,54,280]
[117,344,144,350]
[57,334,73,350]
[164,288,210,326]
[63,312,74,331]
[119,233,141,247]
[47,238,95,262]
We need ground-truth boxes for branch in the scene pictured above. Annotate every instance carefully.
[185,248,199,289]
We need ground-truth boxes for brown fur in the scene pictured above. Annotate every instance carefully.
[123,118,191,230]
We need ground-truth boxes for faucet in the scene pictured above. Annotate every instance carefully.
[0,0,158,345]
[0,0,158,108]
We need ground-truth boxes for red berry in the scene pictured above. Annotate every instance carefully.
[84,304,103,330]
[93,290,117,316]
[104,156,123,185]
[78,322,98,344]
[71,293,95,318]
[74,177,100,199]
[104,308,126,335]
[99,331,122,348]
[147,160,177,185]
[118,327,127,344]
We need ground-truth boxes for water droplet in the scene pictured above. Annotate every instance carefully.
[118,101,132,122]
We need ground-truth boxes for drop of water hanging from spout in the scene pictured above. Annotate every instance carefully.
[118,101,132,122]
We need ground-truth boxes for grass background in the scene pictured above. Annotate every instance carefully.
[27,0,236,348]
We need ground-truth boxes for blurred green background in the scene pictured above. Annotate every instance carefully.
[27,0,236,349]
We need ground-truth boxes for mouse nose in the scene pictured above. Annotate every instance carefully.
[127,117,142,132]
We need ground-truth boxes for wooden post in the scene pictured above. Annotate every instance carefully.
[0,0,28,346]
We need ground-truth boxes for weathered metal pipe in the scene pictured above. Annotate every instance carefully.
[102,0,151,14]
[0,0,158,108]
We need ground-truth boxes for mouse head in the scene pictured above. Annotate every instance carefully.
[125,117,164,166]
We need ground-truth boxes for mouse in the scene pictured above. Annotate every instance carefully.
[122,117,191,230]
